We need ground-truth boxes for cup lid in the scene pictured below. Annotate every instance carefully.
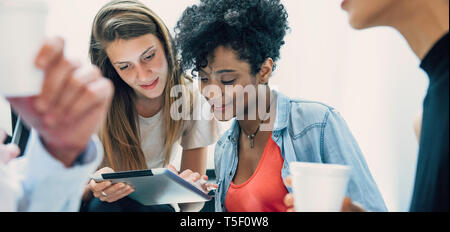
[289,162,351,177]
[0,0,48,12]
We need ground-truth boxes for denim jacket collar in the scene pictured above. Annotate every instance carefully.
[272,90,291,131]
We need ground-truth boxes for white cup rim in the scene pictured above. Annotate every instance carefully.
[289,162,351,177]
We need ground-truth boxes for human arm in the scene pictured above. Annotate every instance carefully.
[3,36,113,211]
[7,37,114,168]
[319,109,387,211]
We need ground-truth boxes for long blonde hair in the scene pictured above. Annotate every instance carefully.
[89,0,192,171]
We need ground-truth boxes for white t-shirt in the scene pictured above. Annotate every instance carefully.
[138,92,219,169]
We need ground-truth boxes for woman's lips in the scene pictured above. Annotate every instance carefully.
[140,77,159,90]
[212,102,232,112]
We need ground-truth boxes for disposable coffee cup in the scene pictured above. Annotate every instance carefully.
[290,162,351,212]
[0,0,48,97]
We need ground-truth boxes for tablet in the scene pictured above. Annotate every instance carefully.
[92,168,213,205]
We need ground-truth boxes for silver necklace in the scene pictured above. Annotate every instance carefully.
[241,123,261,149]
[241,97,274,149]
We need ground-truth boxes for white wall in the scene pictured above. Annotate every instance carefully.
[273,0,428,211]
[0,0,429,211]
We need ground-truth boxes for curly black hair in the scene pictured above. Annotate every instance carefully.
[174,0,289,76]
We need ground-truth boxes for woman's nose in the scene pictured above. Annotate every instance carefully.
[136,63,151,81]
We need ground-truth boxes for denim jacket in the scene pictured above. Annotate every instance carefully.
[214,90,387,212]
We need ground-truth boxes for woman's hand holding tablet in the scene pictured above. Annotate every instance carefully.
[167,164,218,193]
[89,167,135,203]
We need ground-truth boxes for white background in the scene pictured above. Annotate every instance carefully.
[0,0,429,211]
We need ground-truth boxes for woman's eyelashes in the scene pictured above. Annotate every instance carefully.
[143,52,155,61]
[199,78,235,85]
[198,73,236,85]
[221,79,235,85]
[117,52,156,71]
[119,64,130,71]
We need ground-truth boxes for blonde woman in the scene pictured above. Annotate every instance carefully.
[82,0,219,212]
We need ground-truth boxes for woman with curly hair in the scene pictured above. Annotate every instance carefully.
[175,0,387,212]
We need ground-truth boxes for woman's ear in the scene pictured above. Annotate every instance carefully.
[257,58,274,85]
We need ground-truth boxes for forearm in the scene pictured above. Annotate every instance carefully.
[13,130,104,211]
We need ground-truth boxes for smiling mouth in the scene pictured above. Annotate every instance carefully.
[140,77,159,90]
[212,102,232,112]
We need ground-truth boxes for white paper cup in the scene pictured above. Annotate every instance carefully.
[0,0,48,97]
[290,162,351,212]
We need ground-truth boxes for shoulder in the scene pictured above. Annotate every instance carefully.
[285,98,338,137]
[289,99,336,121]
[180,83,208,128]
[179,83,220,146]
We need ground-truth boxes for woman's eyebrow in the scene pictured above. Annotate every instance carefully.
[112,46,155,65]
[215,69,236,74]
[140,46,155,58]
[113,61,129,66]
[198,69,236,77]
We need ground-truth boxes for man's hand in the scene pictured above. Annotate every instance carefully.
[341,197,366,212]
[0,130,20,165]
[7,37,114,167]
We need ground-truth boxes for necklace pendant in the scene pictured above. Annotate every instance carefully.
[247,134,255,149]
